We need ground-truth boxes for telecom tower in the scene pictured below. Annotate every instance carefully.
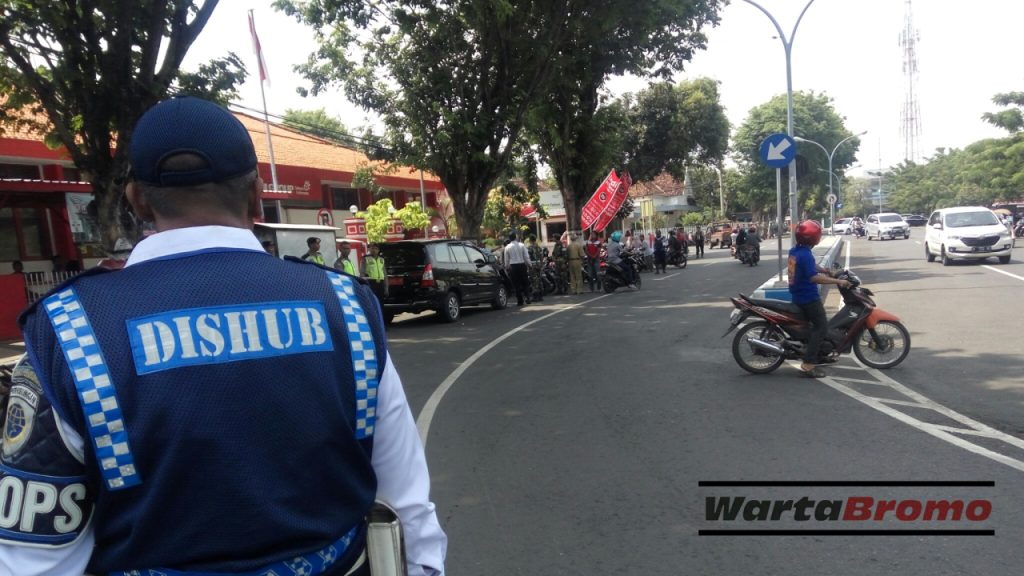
[900,0,922,163]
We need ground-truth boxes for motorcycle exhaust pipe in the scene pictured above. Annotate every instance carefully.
[747,337,785,355]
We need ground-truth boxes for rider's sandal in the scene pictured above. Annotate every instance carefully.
[799,367,827,378]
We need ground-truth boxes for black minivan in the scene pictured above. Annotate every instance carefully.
[377,240,511,324]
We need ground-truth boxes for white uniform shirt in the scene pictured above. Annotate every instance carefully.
[503,240,530,266]
[0,226,446,576]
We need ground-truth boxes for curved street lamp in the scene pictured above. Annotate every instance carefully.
[741,0,817,281]
[795,131,867,234]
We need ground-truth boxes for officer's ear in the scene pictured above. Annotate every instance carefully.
[125,182,156,223]
[248,177,264,222]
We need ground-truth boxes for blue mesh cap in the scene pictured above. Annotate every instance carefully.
[129,97,257,187]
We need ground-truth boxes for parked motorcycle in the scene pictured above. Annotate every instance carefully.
[1014,220,1024,239]
[601,258,641,293]
[723,269,910,373]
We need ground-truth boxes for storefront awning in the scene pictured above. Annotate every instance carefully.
[0,178,92,193]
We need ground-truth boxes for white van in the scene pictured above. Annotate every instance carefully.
[865,212,910,240]
[924,206,1013,265]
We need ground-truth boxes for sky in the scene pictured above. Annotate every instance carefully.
[184,0,1024,177]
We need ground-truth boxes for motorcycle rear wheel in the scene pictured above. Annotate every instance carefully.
[732,320,786,374]
[603,277,615,293]
[853,320,911,369]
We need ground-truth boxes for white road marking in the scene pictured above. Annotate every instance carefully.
[816,234,1024,472]
[817,361,1024,473]
[416,294,611,446]
[981,265,1024,282]
[652,273,680,281]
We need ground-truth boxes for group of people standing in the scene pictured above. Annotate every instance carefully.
[499,226,710,300]
[501,231,589,306]
[301,235,388,302]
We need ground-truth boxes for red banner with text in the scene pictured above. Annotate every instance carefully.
[580,170,621,230]
[592,171,631,232]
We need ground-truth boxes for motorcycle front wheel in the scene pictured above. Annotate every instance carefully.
[853,320,911,369]
[732,320,786,374]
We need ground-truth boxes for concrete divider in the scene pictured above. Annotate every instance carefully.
[750,237,845,302]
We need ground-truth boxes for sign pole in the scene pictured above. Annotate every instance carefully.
[777,168,784,283]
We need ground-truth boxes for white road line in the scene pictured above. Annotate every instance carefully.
[981,265,1024,283]
[819,360,1024,473]
[0,354,23,365]
[652,273,680,281]
[416,294,611,446]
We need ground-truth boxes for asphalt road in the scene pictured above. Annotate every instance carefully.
[387,232,1024,576]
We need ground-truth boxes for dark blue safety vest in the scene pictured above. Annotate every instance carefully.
[20,248,386,574]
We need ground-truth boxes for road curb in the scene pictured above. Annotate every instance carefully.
[751,236,845,302]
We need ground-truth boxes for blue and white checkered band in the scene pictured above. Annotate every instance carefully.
[44,288,141,491]
[112,525,359,576]
[324,271,379,439]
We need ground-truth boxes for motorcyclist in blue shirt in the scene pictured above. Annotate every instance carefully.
[789,220,851,378]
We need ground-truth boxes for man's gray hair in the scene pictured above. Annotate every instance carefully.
[135,153,257,219]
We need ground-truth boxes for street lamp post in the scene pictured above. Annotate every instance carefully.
[741,0,817,249]
[795,131,866,234]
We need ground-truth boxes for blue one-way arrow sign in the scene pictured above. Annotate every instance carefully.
[759,133,797,169]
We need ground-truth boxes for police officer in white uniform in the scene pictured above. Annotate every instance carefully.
[0,97,446,575]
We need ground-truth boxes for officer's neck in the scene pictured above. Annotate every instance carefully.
[151,211,253,232]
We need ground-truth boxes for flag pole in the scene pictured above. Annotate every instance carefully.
[248,9,284,223]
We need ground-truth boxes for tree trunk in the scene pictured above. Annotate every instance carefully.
[92,173,136,252]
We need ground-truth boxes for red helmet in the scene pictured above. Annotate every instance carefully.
[795,220,823,246]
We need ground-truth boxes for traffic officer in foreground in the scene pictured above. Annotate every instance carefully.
[0,97,446,575]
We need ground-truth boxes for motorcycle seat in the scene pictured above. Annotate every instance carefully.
[743,295,805,318]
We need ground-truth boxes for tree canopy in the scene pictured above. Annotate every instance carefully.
[282,108,352,144]
[622,78,730,183]
[0,0,244,248]
[732,91,860,220]
[526,0,722,230]
[275,0,575,240]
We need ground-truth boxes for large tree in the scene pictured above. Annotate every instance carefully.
[624,79,729,183]
[0,0,244,248]
[527,1,722,230]
[732,91,860,220]
[275,0,574,239]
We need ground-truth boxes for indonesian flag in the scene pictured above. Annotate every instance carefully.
[248,11,269,86]
[592,171,631,232]
[580,170,621,230]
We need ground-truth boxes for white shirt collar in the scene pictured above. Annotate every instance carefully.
[125,226,265,267]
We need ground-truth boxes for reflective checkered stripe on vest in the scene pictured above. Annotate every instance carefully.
[44,288,141,490]
[25,252,384,574]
